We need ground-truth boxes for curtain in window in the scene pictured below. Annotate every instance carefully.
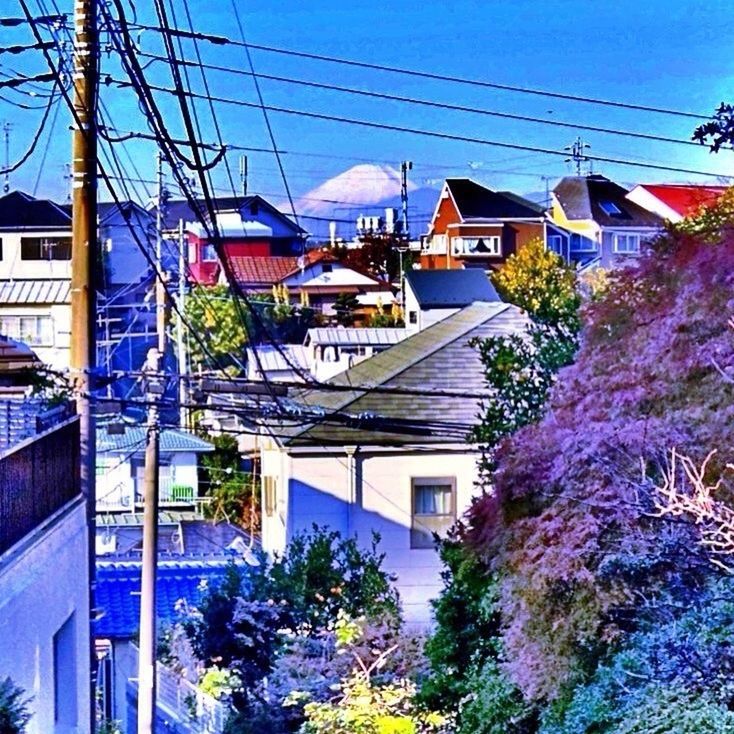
[415,484,452,515]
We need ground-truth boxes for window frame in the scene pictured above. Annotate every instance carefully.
[451,235,502,257]
[263,475,277,517]
[0,314,54,346]
[20,236,72,261]
[613,233,641,254]
[200,242,218,262]
[410,476,457,549]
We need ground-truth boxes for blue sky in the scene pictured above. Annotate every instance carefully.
[2,0,733,212]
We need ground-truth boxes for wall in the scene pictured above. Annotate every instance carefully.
[0,229,72,280]
[0,499,91,733]
[0,302,71,370]
[261,445,481,627]
[403,282,459,335]
[100,209,153,287]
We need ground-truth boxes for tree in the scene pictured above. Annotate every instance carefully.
[0,678,32,734]
[692,102,734,152]
[336,233,413,283]
[334,292,361,327]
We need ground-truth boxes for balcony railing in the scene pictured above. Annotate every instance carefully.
[0,417,81,556]
[134,478,197,506]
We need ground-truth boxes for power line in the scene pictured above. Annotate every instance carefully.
[104,76,734,180]
[137,51,703,151]
[128,24,711,121]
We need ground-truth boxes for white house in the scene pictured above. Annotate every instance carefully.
[403,268,501,335]
[259,301,528,626]
[0,416,92,733]
[95,425,214,514]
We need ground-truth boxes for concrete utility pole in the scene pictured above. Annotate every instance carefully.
[137,151,169,732]
[565,136,591,177]
[3,121,11,193]
[239,154,248,196]
[400,160,412,237]
[177,219,188,428]
[69,1,98,730]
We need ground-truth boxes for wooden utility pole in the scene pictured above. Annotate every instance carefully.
[177,219,188,428]
[137,152,168,732]
[70,1,98,730]
[400,160,412,237]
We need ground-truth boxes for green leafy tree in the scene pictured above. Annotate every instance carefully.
[0,678,32,734]
[334,292,361,327]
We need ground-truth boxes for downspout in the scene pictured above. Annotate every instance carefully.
[345,445,357,537]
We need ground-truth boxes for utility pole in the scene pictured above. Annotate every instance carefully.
[2,122,11,193]
[239,154,248,196]
[177,218,188,428]
[400,160,412,237]
[69,1,98,731]
[137,152,169,732]
[565,137,591,177]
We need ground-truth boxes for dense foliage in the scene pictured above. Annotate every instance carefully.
[0,678,31,734]
[177,527,406,730]
[423,223,734,732]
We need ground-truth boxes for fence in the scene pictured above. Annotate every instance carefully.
[0,417,81,556]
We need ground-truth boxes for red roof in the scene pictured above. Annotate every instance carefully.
[226,250,335,287]
[640,184,728,217]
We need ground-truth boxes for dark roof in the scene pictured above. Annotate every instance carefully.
[445,179,545,220]
[554,175,663,228]
[98,200,152,225]
[95,559,243,638]
[0,191,71,229]
[405,269,500,308]
[156,194,307,235]
[278,301,528,446]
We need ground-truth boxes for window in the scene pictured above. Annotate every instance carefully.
[20,236,72,260]
[0,238,3,260]
[547,234,563,254]
[613,233,641,254]
[408,311,417,325]
[570,233,596,252]
[322,263,333,273]
[422,234,447,254]
[0,315,54,346]
[200,243,218,262]
[451,236,501,257]
[54,613,78,728]
[411,477,456,548]
[599,201,623,216]
[263,476,277,517]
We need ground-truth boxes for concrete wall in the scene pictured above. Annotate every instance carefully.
[0,499,91,733]
[261,445,481,627]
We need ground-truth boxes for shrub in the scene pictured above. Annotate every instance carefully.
[0,678,32,734]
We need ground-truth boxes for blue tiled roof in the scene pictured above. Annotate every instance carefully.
[97,426,215,455]
[95,559,243,639]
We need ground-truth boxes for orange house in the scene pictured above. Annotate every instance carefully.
[420,178,569,270]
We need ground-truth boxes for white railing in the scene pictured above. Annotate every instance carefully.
[156,663,231,733]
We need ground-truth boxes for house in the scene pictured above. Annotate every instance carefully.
[246,343,311,383]
[303,326,409,381]
[225,251,391,317]
[626,183,728,223]
[0,191,155,370]
[95,558,238,730]
[258,301,528,626]
[159,194,309,286]
[551,174,664,267]
[95,425,214,513]
[420,178,571,270]
[0,415,92,732]
[403,268,501,334]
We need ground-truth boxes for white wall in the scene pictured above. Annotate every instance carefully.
[0,303,71,370]
[0,230,72,280]
[403,281,458,335]
[261,446,481,627]
[0,499,91,733]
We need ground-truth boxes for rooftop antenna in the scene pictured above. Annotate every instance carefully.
[3,122,12,193]
[564,136,591,176]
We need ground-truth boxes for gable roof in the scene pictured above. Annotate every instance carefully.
[632,184,727,218]
[157,194,307,235]
[554,175,663,228]
[305,327,408,348]
[98,426,214,454]
[0,191,71,230]
[405,269,500,308]
[278,301,528,446]
[444,179,545,220]
[226,251,342,288]
[95,559,242,639]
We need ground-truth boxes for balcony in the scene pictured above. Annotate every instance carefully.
[0,417,81,556]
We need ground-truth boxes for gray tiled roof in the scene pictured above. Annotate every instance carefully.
[554,175,663,228]
[278,301,528,447]
[405,269,500,308]
[0,191,71,229]
[98,426,214,454]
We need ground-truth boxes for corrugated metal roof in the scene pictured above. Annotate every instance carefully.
[97,426,214,454]
[0,279,71,304]
[305,327,408,347]
[247,344,310,374]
